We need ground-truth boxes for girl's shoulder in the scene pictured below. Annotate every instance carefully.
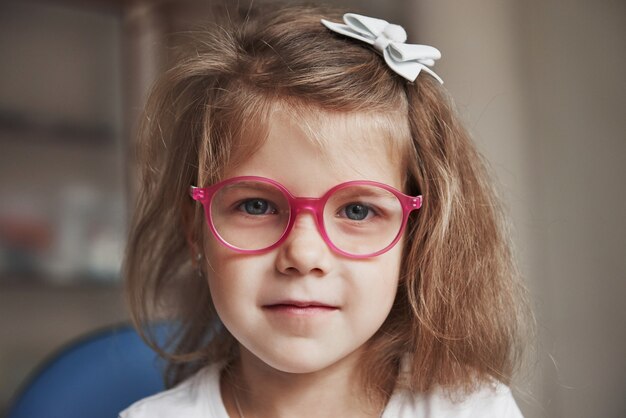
[118,363,228,418]
[383,381,523,418]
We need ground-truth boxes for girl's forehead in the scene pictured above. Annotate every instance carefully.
[226,106,410,189]
[286,109,401,158]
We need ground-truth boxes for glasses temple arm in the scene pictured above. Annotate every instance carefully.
[189,186,205,201]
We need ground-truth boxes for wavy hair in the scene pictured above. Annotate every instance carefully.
[123,1,529,404]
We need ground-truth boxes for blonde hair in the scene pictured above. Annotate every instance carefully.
[124,1,529,403]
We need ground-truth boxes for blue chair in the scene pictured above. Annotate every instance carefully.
[7,323,169,418]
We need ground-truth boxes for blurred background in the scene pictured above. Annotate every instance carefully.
[0,0,624,417]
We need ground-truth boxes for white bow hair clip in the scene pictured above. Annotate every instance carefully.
[321,13,443,84]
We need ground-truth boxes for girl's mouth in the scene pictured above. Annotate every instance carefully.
[263,301,339,315]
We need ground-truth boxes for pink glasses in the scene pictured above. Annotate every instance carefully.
[189,176,422,258]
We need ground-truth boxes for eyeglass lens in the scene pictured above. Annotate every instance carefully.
[209,180,404,256]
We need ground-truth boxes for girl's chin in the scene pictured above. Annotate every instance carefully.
[241,344,361,376]
[265,359,332,375]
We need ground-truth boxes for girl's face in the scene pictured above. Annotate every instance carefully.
[203,108,406,375]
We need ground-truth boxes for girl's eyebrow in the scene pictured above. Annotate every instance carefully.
[221,182,282,194]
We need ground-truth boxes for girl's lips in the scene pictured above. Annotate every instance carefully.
[262,301,339,315]
[265,300,338,308]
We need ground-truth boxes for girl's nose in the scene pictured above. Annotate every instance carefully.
[274,213,333,277]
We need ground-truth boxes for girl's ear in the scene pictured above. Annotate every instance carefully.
[181,199,201,267]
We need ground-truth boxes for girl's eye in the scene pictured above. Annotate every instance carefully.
[238,199,276,215]
[341,203,373,221]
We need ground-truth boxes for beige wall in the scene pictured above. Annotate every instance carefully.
[525,1,626,417]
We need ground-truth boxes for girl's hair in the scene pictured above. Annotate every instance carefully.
[124,1,529,402]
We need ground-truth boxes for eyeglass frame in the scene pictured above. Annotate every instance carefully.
[189,175,422,259]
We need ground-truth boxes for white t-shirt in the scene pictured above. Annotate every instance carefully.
[119,363,523,417]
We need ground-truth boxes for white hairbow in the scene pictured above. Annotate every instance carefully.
[321,13,443,84]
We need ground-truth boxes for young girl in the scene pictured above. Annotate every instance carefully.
[121,3,528,417]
